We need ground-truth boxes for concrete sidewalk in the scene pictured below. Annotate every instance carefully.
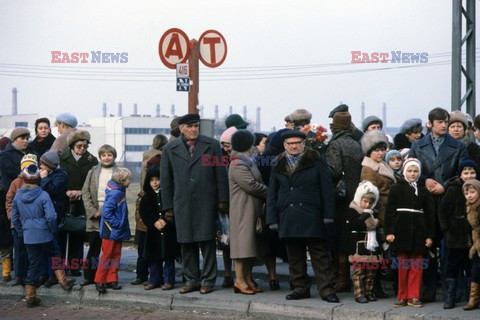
[0,246,479,319]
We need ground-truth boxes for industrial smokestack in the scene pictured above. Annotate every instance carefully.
[12,88,17,115]
[382,102,387,133]
[171,104,175,117]
[199,105,204,118]
[243,106,247,121]
[214,105,219,120]
[102,103,107,117]
[361,102,365,123]
[256,106,261,132]
[118,103,123,117]
[156,104,160,117]
[133,104,138,116]
[229,106,233,115]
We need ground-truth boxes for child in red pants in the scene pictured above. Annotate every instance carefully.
[95,167,131,293]
[385,158,435,308]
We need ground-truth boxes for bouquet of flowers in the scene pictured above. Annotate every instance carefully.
[299,124,329,153]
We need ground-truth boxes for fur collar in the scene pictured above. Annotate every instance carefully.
[274,148,320,176]
[361,156,396,182]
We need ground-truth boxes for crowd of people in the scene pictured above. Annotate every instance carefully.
[1,105,480,312]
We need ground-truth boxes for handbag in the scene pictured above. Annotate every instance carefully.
[336,172,348,201]
[59,202,86,234]
[255,216,264,235]
[216,212,230,250]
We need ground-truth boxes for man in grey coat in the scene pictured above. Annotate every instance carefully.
[161,113,229,294]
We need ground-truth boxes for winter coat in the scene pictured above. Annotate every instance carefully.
[160,134,229,243]
[0,185,13,249]
[6,177,23,221]
[467,203,480,259]
[0,142,36,190]
[466,140,480,167]
[60,149,98,217]
[229,153,268,259]
[393,133,425,150]
[139,169,179,261]
[11,186,58,244]
[409,133,468,189]
[384,179,435,254]
[438,177,472,249]
[28,133,56,157]
[139,149,161,191]
[40,168,68,224]
[325,129,363,252]
[360,157,396,226]
[82,164,117,232]
[50,127,76,156]
[266,149,336,240]
[99,180,130,241]
[134,191,148,232]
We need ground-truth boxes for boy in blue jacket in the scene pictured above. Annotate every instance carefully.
[94,167,131,294]
[11,164,74,308]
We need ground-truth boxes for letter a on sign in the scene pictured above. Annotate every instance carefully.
[158,28,190,69]
[199,30,227,68]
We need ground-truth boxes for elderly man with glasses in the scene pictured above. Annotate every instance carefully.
[266,129,339,303]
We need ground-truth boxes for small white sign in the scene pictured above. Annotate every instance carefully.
[176,63,189,78]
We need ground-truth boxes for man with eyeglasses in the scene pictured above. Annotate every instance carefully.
[50,112,78,155]
[266,129,339,303]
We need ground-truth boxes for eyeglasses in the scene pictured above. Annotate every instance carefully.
[284,140,304,146]
[74,143,89,149]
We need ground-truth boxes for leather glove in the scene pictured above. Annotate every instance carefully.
[164,210,174,223]
[217,202,229,214]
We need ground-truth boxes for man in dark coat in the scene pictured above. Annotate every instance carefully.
[160,114,229,294]
[266,130,339,302]
[409,107,468,302]
[324,111,362,293]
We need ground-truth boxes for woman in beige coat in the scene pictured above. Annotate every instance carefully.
[228,130,268,295]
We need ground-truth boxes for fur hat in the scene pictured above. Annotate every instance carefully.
[328,104,349,118]
[289,109,312,123]
[22,164,41,185]
[284,114,293,122]
[10,127,30,141]
[399,118,423,134]
[458,159,478,177]
[463,179,480,194]
[56,113,78,128]
[21,154,38,170]
[362,115,383,132]
[225,114,248,129]
[330,112,352,130]
[67,129,91,147]
[465,113,473,127]
[353,180,380,209]
[231,130,254,152]
[40,150,60,171]
[361,131,388,156]
[220,127,237,144]
[402,158,422,182]
[449,111,468,130]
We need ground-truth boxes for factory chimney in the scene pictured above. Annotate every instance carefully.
[102,103,107,117]
[12,88,18,115]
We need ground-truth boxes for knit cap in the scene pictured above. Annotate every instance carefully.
[220,127,237,144]
[22,164,41,185]
[40,150,60,171]
[402,158,422,182]
[385,149,402,164]
[21,154,38,170]
[231,130,255,152]
[458,159,478,176]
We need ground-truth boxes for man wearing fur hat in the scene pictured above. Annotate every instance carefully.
[51,112,78,155]
[409,107,468,302]
[266,130,339,303]
[161,113,229,294]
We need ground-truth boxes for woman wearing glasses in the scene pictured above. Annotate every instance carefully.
[59,130,98,277]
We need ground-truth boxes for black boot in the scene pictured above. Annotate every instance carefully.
[44,275,58,288]
[443,278,457,309]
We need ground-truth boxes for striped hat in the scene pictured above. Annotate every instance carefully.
[22,164,41,185]
[402,158,421,182]
[21,154,38,170]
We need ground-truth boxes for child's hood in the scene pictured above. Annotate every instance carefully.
[143,165,160,193]
[352,180,379,209]
[16,186,43,204]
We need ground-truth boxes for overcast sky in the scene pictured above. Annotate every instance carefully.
[0,0,478,132]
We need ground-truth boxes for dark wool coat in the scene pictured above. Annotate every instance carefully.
[266,149,336,239]
[40,168,68,224]
[139,168,179,261]
[438,177,472,249]
[324,129,363,253]
[28,133,56,157]
[0,142,36,190]
[160,134,229,243]
[466,140,480,167]
[60,150,98,216]
[409,133,468,189]
[384,179,436,254]
[393,133,425,150]
[346,204,380,256]
[0,185,13,249]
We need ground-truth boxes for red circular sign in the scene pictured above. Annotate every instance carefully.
[158,28,190,69]
[198,30,227,68]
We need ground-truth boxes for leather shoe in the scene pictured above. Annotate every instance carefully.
[221,276,233,288]
[365,294,377,301]
[106,281,122,290]
[130,278,146,285]
[144,283,160,290]
[161,283,174,290]
[200,286,214,294]
[179,285,199,294]
[286,290,311,300]
[373,286,389,298]
[95,283,106,294]
[393,299,408,308]
[323,293,340,303]
[233,282,255,295]
[355,296,368,304]
[269,280,280,291]
[80,279,94,287]
[408,298,423,308]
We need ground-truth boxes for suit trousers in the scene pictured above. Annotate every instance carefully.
[285,238,336,298]
[181,240,217,287]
